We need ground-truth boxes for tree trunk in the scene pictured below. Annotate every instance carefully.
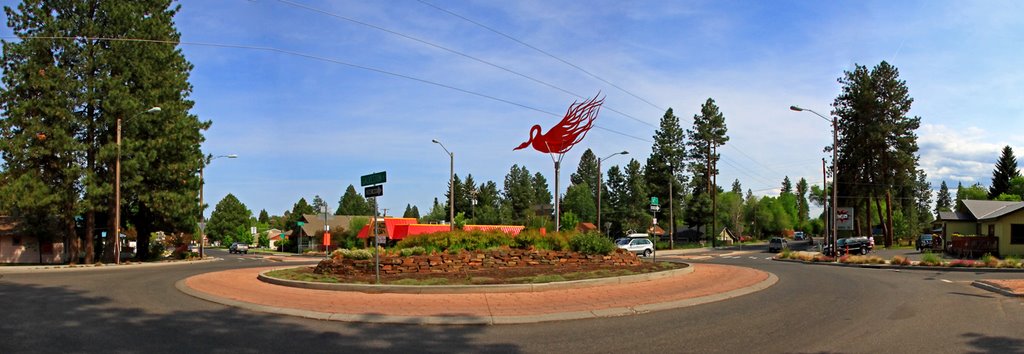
[85,211,95,264]
[66,211,79,265]
[874,196,886,243]
[886,190,894,247]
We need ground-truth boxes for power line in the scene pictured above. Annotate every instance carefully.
[414,0,666,113]
[4,35,654,144]
[274,0,657,129]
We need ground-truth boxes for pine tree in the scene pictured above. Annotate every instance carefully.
[502,164,534,222]
[258,209,269,224]
[410,205,421,220]
[570,148,600,200]
[832,61,921,246]
[989,145,1020,199]
[311,195,328,214]
[935,181,952,215]
[403,204,414,218]
[796,178,810,226]
[645,108,687,234]
[685,99,729,235]
[1,1,207,262]
[0,3,83,263]
[336,185,370,215]
[286,198,315,231]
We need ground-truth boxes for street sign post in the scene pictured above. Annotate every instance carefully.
[361,171,387,186]
[364,185,383,198]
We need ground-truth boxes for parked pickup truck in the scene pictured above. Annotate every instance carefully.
[823,236,874,256]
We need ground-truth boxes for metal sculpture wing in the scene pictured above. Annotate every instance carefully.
[514,93,604,154]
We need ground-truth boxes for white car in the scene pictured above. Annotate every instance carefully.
[616,234,654,257]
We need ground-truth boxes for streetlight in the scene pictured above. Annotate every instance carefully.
[199,154,237,259]
[113,106,161,264]
[790,105,838,259]
[432,139,454,231]
[596,151,628,235]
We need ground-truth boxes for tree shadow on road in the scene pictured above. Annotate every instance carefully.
[0,282,518,353]
[962,332,1024,354]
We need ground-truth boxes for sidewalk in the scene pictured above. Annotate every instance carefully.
[178,259,776,325]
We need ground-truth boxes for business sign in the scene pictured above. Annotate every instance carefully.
[361,171,387,186]
[364,185,383,198]
[837,207,854,231]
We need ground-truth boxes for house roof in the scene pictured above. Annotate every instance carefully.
[576,222,597,232]
[937,210,973,221]
[297,214,365,236]
[961,200,1024,220]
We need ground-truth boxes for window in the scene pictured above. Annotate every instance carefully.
[989,225,996,237]
[1011,224,1024,245]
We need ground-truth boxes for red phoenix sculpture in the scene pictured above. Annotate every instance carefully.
[514,93,604,232]
[514,94,604,154]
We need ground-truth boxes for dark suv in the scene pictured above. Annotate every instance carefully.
[916,234,934,252]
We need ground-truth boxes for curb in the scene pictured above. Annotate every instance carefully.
[256,264,694,294]
[176,267,777,325]
[0,257,221,274]
[971,281,1024,297]
[772,257,1024,273]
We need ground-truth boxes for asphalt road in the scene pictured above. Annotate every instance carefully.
[2,247,1023,353]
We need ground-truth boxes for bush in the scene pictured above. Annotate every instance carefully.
[569,232,616,255]
[981,253,1000,267]
[1003,256,1022,268]
[890,255,911,266]
[331,248,373,260]
[920,252,944,266]
[399,247,428,257]
[148,242,166,261]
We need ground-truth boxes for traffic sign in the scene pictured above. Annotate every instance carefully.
[365,185,383,198]
[375,236,387,245]
[361,171,387,186]
[650,205,660,212]
[650,197,659,206]
[297,221,304,226]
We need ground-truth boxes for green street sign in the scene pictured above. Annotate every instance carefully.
[650,197,659,206]
[361,171,387,186]
[297,221,305,226]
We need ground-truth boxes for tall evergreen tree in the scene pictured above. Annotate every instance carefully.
[645,108,687,234]
[532,172,552,209]
[311,195,328,214]
[796,178,810,226]
[258,209,269,224]
[935,181,952,215]
[570,148,600,201]
[832,61,920,246]
[989,145,1020,199]
[410,205,420,220]
[604,165,627,235]
[731,179,742,194]
[619,159,649,233]
[1,1,207,262]
[402,204,414,218]
[781,176,793,194]
[286,198,315,231]
[685,98,729,235]
[336,184,370,215]
[474,180,501,225]
[502,164,534,222]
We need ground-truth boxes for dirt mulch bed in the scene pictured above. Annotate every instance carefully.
[284,260,684,285]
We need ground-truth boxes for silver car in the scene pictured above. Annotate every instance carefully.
[616,234,654,257]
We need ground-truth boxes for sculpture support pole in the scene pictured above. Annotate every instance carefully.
[554,160,560,232]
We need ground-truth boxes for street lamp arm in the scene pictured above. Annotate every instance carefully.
[790,105,831,124]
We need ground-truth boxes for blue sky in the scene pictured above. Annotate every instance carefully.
[8,0,1024,219]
